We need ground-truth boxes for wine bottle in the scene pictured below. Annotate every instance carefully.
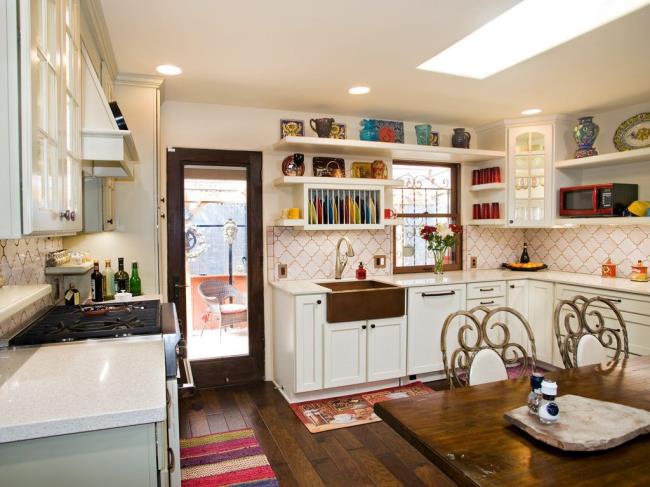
[520,242,530,264]
[130,261,142,296]
[104,259,116,300]
[114,257,130,293]
[90,261,104,302]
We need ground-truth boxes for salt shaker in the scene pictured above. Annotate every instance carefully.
[527,372,544,414]
[538,380,560,424]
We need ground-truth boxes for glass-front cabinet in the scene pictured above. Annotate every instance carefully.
[507,125,553,227]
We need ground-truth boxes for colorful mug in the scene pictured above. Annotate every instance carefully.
[384,208,396,220]
[288,208,301,219]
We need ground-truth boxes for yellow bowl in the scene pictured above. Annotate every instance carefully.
[628,200,650,217]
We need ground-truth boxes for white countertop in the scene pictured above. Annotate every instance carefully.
[0,285,52,323]
[0,336,166,443]
[270,269,650,297]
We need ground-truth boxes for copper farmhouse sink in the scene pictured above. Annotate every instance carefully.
[318,280,405,323]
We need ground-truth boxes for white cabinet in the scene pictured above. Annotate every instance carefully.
[367,316,407,382]
[507,280,530,350]
[295,295,325,393]
[323,320,367,388]
[407,284,466,375]
[467,295,506,345]
[527,280,555,364]
[83,176,116,232]
[8,0,83,236]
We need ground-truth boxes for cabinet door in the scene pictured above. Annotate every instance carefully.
[295,295,325,393]
[467,296,506,346]
[367,316,406,382]
[407,284,466,375]
[507,125,553,227]
[323,320,366,388]
[103,177,116,231]
[507,280,530,351]
[528,280,555,364]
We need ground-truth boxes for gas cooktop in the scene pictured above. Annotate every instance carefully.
[10,300,161,346]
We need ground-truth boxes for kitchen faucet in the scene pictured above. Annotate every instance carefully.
[334,237,355,279]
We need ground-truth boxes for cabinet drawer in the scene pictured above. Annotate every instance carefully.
[555,284,650,318]
[467,281,505,300]
[467,296,506,308]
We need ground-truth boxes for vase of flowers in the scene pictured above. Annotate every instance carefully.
[420,223,462,274]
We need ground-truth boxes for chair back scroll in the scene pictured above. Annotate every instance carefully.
[554,295,629,368]
[441,306,538,389]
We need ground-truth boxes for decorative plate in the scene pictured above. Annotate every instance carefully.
[313,157,345,177]
[368,119,404,143]
[280,119,305,138]
[351,161,372,178]
[281,154,305,176]
[330,122,346,139]
[613,112,650,151]
[502,262,548,272]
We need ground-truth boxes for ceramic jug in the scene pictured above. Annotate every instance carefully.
[415,124,432,145]
[310,118,335,138]
[452,128,471,148]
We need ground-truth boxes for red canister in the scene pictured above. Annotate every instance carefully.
[472,170,479,186]
[481,203,491,219]
[491,202,500,219]
[473,204,481,220]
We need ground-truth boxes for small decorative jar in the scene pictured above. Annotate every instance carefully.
[538,380,560,424]
[630,260,649,282]
[601,257,617,278]
[356,262,367,280]
[573,116,599,158]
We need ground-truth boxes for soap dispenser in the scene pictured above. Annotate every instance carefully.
[356,262,367,280]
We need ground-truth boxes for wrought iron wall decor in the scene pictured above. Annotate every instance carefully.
[441,306,538,389]
[553,295,629,369]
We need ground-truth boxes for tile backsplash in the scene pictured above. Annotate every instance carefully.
[0,237,62,337]
[267,227,391,280]
[464,226,525,270]
[525,225,650,278]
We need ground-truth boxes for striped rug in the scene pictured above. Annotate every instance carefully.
[181,429,279,486]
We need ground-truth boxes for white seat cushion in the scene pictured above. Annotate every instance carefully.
[220,303,247,315]
[576,334,606,366]
[469,349,508,386]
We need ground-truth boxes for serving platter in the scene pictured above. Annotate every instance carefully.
[502,262,548,272]
[613,112,650,151]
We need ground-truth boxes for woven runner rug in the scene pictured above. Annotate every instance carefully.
[181,429,279,486]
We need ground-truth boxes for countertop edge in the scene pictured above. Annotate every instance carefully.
[0,405,167,444]
[0,284,52,323]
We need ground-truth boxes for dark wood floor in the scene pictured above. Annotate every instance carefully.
[180,380,456,486]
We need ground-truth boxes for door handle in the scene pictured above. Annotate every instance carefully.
[480,300,495,305]
[421,291,456,297]
[174,284,189,288]
[479,287,494,292]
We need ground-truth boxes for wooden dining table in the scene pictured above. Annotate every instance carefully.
[374,357,650,486]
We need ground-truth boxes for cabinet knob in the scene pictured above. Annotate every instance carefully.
[509,220,514,224]
[70,211,76,221]
[362,324,367,330]
[106,218,114,225]
[59,210,71,220]
[316,299,322,305]
[510,284,515,288]
[370,324,376,329]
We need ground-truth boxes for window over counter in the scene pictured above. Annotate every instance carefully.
[392,161,461,273]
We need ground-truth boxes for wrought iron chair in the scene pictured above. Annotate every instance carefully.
[197,280,248,340]
[553,295,629,368]
[441,306,538,389]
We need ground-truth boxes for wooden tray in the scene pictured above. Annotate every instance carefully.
[504,394,650,451]
[502,263,548,272]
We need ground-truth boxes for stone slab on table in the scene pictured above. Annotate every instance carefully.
[504,394,650,451]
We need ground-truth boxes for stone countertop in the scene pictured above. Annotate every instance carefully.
[0,336,166,444]
[0,285,52,323]
[269,269,650,297]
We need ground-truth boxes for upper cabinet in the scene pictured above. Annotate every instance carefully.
[1,0,93,238]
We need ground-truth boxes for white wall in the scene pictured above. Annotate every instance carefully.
[64,82,161,295]
[161,101,470,379]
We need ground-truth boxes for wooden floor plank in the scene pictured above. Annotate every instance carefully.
[206,413,229,434]
[198,388,221,415]
[218,389,248,431]
[186,404,210,437]
[319,435,375,486]
[350,447,403,487]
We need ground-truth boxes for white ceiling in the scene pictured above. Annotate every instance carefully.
[99,0,650,126]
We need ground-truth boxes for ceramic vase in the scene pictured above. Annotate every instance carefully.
[573,116,599,158]
[415,124,432,145]
[452,128,471,148]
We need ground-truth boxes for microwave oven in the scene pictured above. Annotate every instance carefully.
[559,183,638,217]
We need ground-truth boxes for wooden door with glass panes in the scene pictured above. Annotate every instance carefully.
[507,125,553,227]
[20,0,82,234]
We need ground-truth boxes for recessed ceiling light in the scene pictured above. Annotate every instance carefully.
[156,64,182,76]
[417,0,650,79]
[348,86,371,95]
[521,108,542,115]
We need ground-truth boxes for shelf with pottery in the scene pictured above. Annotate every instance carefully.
[273,137,505,164]
[273,176,403,187]
[468,219,506,226]
[469,182,506,192]
[555,147,650,170]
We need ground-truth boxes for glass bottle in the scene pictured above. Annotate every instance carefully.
[130,261,142,296]
[520,242,530,264]
[538,380,560,424]
[114,257,130,293]
[90,260,104,302]
[104,259,115,300]
[527,372,544,415]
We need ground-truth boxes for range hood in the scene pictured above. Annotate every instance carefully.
[81,47,138,178]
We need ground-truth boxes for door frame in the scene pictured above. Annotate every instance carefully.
[166,147,264,388]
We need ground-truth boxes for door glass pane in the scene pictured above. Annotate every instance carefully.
[184,166,249,360]
[515,133,529,153]
[530,131,545,152]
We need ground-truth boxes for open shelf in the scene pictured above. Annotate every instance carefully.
[468,219,506,226]
[555,147,650,169]
[554,217,650,227]
[469,182,506,192]
[273,136,505,164]
[273,176,403,187]
[274,219,305,227]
